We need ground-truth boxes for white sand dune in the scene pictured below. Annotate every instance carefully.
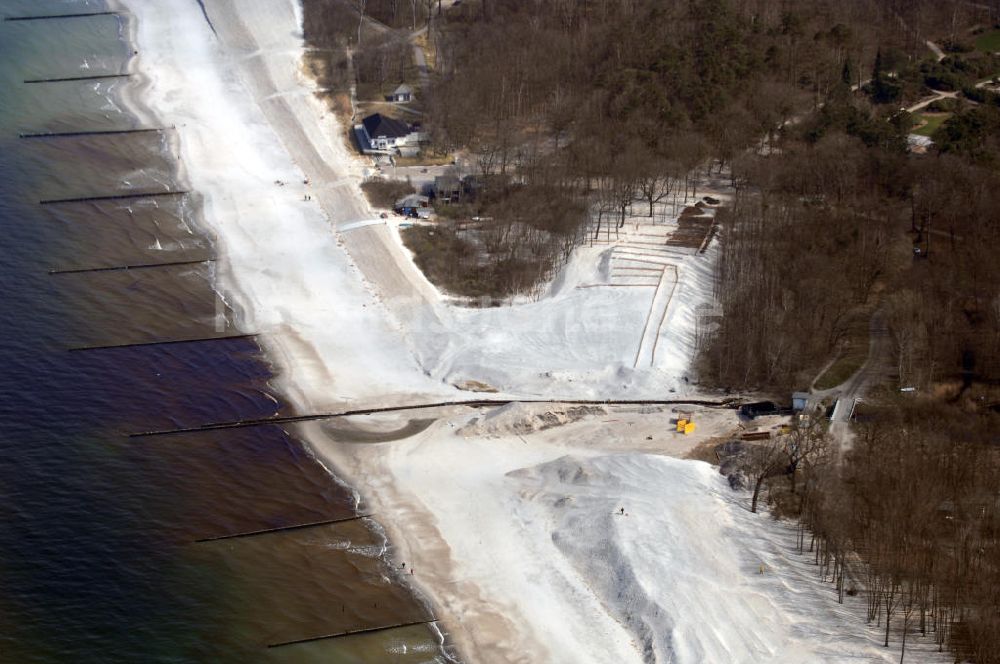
[120,2,948,662]
[327,406,949,664]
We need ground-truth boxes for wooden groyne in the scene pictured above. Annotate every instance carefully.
[194,0,218,37]
[40,190,188,206]
[24,73,130,84]
[130,397,742,438]
[20,128,166,139]
[69,333,256,353]
[49,259,214,275]
[267,619,438,649]
[195,514,372,543]
[4,12,119,22]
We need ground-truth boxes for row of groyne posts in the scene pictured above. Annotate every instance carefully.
[9,9,432,649]
[8,7,740,651]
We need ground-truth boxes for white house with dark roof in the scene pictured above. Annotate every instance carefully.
[354,113,420,154]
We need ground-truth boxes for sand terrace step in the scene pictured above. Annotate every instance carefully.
[614,258,670,269]
[614,252,678,262]
[577,283,657,288]
[611,271,662,279]
[614,244,672,252]
[623,240,671,247]
[613,247,675,257]
[633,264,680,368]
[614,245,697,262]
[611,280,661,287]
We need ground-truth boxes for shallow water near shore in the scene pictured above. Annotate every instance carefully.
[0,1,446,661]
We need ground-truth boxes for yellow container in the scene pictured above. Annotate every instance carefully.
[676,419,688,432]
[684,422,697,435]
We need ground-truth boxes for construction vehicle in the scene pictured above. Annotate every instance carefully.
[675,410,696,434]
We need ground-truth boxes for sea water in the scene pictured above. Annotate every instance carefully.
[0,1,446,661]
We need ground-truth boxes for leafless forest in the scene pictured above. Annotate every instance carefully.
[303,1,1000,659]
[765,402,1000,663]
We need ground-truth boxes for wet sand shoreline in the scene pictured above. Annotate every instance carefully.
[114,0,458,658]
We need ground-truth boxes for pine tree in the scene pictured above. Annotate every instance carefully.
[869,47,899,103]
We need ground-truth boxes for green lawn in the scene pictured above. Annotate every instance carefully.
[913,113,949,137]
[814,352,867,391]
[975,29,1000,53]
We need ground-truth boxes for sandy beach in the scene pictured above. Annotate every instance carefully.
[119,1,952,662]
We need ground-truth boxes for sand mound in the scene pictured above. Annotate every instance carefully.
[457,402,606,438]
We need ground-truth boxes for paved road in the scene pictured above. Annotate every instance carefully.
[812,310,892,453]
[411,29,430,91]
[926,40,946,62]
[350,7,431,91]
[892,9,946,62]
[906,89,958,113]
[906,76,999,117]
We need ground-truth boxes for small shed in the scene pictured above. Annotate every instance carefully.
[387,83,414,103]
[791,392,810,412]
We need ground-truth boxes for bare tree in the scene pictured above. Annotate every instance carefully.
[743,438,787,513]
[784,417,831,495]
[638,169,675,218]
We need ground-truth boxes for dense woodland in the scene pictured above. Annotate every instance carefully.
[747,401,1000,662]
[303,0,1000,659]
[421,0,1000,394]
